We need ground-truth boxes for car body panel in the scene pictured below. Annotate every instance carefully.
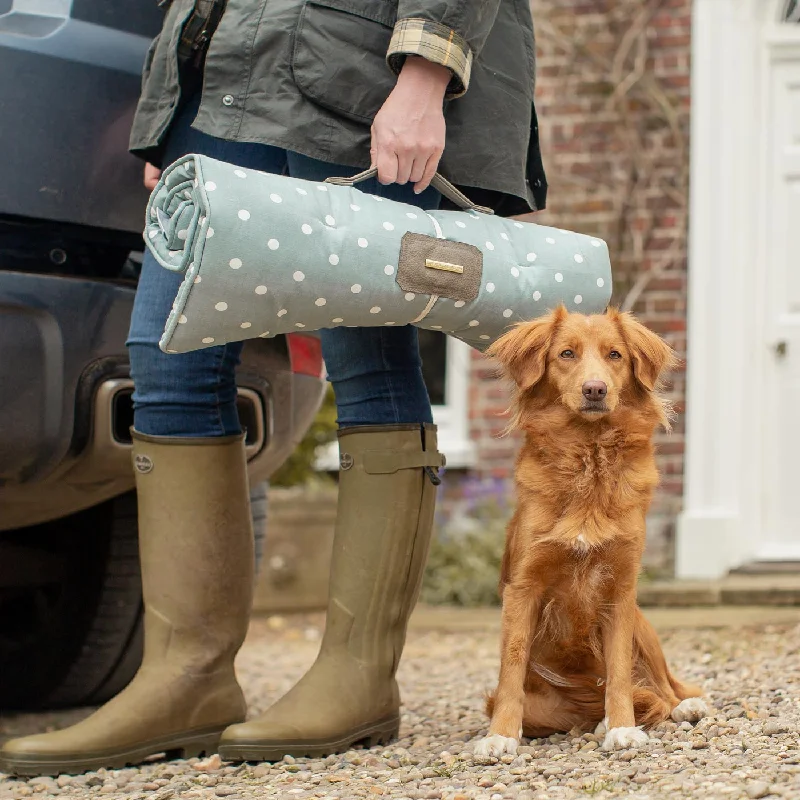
[0,1,162,233]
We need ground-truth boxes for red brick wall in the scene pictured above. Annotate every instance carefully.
[468,0,691,574]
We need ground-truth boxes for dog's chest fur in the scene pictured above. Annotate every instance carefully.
[518,423,657,552]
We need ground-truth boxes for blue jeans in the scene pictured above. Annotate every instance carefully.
[128,96,438,436]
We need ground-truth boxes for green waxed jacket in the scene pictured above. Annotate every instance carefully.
[129,0,548,215]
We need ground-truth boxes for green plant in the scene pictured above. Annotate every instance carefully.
[270,384,337,487]
[421,520,505,607]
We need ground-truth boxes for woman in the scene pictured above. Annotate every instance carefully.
[0,0,546,774]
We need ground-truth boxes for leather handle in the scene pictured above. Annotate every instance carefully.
[325,168,494,215]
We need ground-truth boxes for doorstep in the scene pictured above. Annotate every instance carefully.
[637,574,800,607]
[407,603,800,633]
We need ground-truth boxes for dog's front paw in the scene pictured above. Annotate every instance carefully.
[671,697,708,724]
[602,726,650,751]
[473,734,519,758]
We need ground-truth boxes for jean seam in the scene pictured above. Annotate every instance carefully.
[379,327,401,424]
[212,344,229,436]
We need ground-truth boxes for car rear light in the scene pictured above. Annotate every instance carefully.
[287,333,325,378]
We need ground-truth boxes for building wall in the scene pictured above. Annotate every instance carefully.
[469,0,692,574]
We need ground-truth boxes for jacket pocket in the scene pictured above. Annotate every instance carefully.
[291,0,398,124]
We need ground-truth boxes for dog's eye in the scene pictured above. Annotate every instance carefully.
[609,350,622,360]
[559,349,575,359]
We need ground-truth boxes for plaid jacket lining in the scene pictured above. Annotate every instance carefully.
[386,18,473,99]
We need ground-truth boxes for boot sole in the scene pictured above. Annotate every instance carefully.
[0,725,229,777]
[219,714,400,762]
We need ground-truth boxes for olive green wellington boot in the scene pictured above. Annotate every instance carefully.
[0,433,255,776]
[219,424,444,762]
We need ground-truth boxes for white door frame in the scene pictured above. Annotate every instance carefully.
[676,0,796,577]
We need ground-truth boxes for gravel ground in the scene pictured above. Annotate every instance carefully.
[2,613,799,800]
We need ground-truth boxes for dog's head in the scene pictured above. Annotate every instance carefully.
[488,306,677,426]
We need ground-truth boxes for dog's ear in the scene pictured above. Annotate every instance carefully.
[487,306,566,391]
[614,311,677,391]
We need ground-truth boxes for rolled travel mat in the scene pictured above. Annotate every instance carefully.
[144,155,613,354]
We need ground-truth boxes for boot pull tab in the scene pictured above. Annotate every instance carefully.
[424,466,442,486]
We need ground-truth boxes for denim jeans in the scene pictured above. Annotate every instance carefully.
[128,94,438,436]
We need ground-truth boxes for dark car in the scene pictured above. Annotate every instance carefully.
[0,2,326,711]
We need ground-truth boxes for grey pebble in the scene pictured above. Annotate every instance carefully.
[747,781,771,799]
[764,720,787,736]
[542,767,563,777]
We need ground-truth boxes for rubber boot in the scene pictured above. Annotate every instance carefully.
[0,433,254,776]
[219,424,444,761]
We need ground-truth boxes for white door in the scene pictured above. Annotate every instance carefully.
[760,50,800,559]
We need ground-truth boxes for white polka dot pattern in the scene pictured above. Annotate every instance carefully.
[151,156,612,355]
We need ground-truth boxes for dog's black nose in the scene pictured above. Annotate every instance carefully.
[582,381,607,401]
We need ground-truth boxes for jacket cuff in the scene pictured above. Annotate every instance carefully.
[386,18,473,99]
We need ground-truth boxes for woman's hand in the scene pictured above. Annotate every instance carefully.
[144,162,162,191]
[371,56,450,194]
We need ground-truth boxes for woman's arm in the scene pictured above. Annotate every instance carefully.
[371,56,450,194]
[387,1,503,98]
[372,1,503,192]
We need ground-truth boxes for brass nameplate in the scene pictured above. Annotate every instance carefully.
[425,259,464,275]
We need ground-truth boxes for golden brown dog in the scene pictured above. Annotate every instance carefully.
[474,306,707,756]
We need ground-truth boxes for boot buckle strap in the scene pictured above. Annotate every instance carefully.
[361,450,446,475]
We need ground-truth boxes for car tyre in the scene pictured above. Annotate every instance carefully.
[0,483,268,711]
